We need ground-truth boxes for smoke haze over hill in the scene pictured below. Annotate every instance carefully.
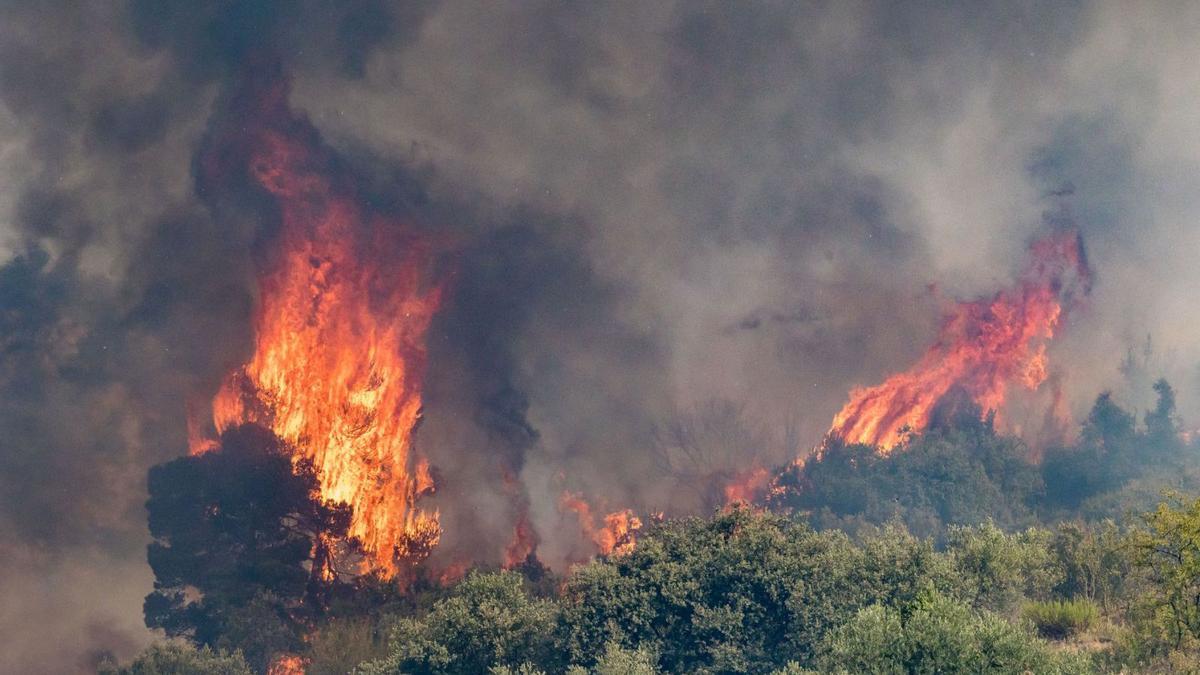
[5,2,1200,671]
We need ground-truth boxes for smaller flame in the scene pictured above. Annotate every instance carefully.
[598,511,642,557]
[503,512,538,568]
[723,465,771,505]
[185,399,218,455]
[500,469,539,568]
[437,560,471,586]
[560,492,642,556]
[267,654,306,675]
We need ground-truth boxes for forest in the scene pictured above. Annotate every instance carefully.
[98,380,1200,674]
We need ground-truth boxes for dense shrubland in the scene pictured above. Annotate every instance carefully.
[105,381,1200,673]
[773,379,1200,539]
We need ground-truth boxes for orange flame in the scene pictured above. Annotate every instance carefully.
[191,77,444,577]
[723,465,771,505]
[560,492,642,556]
[437,560,471,586]
[186,398,219,455]
[503,511,539,568]
[829,231,1089,451]
[267,654,307,675]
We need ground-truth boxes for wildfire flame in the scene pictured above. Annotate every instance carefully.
[828,231,1090,451]
[191,75,444,577]
[503,512,539,569]
[437,560,471,587]
[723,465,771,505]
[267,654,307,675]
[560,492,642,556]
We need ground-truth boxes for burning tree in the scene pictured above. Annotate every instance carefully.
[190,67,446,579]
[827,230,1091,452]
[144,424,353,670]
[651,399,778,512]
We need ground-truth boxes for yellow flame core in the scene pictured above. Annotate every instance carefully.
[828,232,1087,452]
[202,128,443,577]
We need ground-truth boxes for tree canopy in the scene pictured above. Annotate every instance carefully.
[120,381,1200,673]
[144,424,352,669]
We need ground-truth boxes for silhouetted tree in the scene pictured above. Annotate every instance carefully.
[651,399,768,513]
[143,424,352,670]
[1043,392,1137,509]
[1080,392,1137,450]
[1145,379,1180,446]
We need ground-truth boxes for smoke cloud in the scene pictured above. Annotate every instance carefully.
[4,1,1200,670]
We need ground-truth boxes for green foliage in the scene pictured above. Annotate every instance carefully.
[1145,379,1181,448]
[945,521,1060,612]
[1022,599,1099,639]
[774,417,1042,539]
[768,663,817,675]
[817,603,904,673]
[351,507,1180,673]
[583,642,659,675]
[98,642,252,675]
[852,522,959,620]
[1042,393,1138,510]
[560,507,817,672]
[1129,492,1200,652]
[819,593,1090,674]
[1051,520,1133,613]
[357,571,558,674]
[307,618,388,675]
[559,507,961,673]
[779,382,1199,537]
[490,664,547,675]
[1042,384,1197,516]
[563,509,809,671]
[128,491,1200,674]
[135,380,1200,674]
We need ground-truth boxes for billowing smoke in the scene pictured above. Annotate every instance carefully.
[5,2,1200,671]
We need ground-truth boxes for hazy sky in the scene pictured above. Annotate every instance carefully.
[3,2,1200,671]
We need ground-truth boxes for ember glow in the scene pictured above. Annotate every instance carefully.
[828,231,1091,451]
[192,79,445,577]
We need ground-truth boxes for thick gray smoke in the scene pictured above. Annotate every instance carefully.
[3,1,1200,671]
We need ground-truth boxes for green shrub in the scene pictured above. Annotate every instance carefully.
[98,642,252,675]
[585,642,659,674]
[307,618,387,675]
[945,522,1061,613]
[819,593,1091,674]
[1022,599,1099,639]
[355,571,559,674]
[490,665,547,675]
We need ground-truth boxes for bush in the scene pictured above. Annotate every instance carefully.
[98,642,252,675]
[1050,520,1133,613]
[565,642,659,675]
[945,522,1060,612]
[819,593,1091,674]
[307,618,387,674]
[560,508,855,671]
[1022,599,1099,639]
[356,571,559,674]
[558,507,954,672]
